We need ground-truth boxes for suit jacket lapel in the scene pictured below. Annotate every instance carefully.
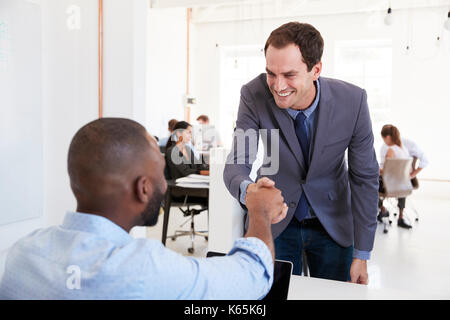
[268,97,307,173]
[308,78,333,178]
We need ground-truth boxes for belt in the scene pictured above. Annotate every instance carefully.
[299,217,322,227]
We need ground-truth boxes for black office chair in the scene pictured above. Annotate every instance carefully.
[161,160,209,254]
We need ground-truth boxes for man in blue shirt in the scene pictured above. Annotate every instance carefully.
[0,118,287,299]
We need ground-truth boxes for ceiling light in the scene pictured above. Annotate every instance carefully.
[444,10,450,31]
[384,7,393,26]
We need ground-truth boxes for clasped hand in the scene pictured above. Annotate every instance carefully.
[245,177,288,224]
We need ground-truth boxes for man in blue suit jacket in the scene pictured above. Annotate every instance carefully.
[223,22,379,284]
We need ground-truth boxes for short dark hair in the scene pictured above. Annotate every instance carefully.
[264,22,324,72]
[173,121,191,132]
[68,118,151,193]
[196,115,209,122]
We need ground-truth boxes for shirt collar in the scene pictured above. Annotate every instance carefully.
[286,78,321,120]
[62,211,133,247]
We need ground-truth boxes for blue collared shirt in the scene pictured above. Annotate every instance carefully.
[238,79,370,260]
[0,211,273,299]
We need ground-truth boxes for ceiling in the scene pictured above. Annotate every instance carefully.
[148,0,450,23]
[149,0,449,10]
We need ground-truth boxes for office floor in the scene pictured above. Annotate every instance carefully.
[145,181,450,299]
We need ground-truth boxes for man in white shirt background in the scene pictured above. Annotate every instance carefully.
[195,114,223,151]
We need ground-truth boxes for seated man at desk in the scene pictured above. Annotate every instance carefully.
[195,114,223,150]
[165,121,209,180]
[0,117,288,299]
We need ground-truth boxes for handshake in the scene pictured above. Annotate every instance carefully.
[245,177,288,224]
[243,177,288,260]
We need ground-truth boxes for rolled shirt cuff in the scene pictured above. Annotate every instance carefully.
[239,180,253,205]
[229,237,274,292]
[353,248,371,260]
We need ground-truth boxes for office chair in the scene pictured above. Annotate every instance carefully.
[390,157,420,222]
[162,160,209,254]
[379,158,413,233]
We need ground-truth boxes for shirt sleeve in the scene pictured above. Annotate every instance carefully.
[353,248,371,260]
[239,180,253,205]
[405,139,428,169]
[140,237,273,300]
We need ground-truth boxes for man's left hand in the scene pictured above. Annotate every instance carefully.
[349,258,368,285]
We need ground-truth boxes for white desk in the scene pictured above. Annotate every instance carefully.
[208,147,265,253]
[288,275,429,300]
[208,148,245,253]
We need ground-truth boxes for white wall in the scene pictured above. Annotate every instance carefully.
[103,0,148,123]
[191,6,450,180]
[146,7,187,139]
[0,0,98,274]
[0,0,149,274]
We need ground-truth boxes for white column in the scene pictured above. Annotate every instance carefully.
[208,148,245,254]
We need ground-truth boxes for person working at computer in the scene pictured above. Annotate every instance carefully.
[378,124,427,229]
[165,121,209,180]
[0,118,288,299]
[223,22,379,284]
[195,114,223,150]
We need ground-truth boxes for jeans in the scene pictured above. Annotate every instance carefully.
[274,217,353,281]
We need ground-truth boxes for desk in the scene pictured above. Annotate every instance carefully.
[288,275,421,300]
[208,148,246,253]
[161,180,209,245]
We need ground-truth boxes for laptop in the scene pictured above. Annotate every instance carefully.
[206,251,293,300]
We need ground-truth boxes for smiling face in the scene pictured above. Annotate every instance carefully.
[265,43,322,110]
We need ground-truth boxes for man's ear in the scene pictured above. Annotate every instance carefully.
[312,61,322,80]
[136,176,153,203]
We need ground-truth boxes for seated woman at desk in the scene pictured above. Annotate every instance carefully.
[378,124,412,229]
[165,121,209,180]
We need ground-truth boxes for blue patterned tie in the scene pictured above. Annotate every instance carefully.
[294,112,310,222]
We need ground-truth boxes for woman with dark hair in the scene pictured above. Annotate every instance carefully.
[165,121,209,180]
[378,124,412,229]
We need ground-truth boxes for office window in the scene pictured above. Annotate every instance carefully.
[334,40,392,155]
[219,45,265,148]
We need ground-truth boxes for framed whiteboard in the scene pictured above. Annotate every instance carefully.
[0,0,43,225]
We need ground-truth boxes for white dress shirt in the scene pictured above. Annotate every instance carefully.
[379,138,428,169]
